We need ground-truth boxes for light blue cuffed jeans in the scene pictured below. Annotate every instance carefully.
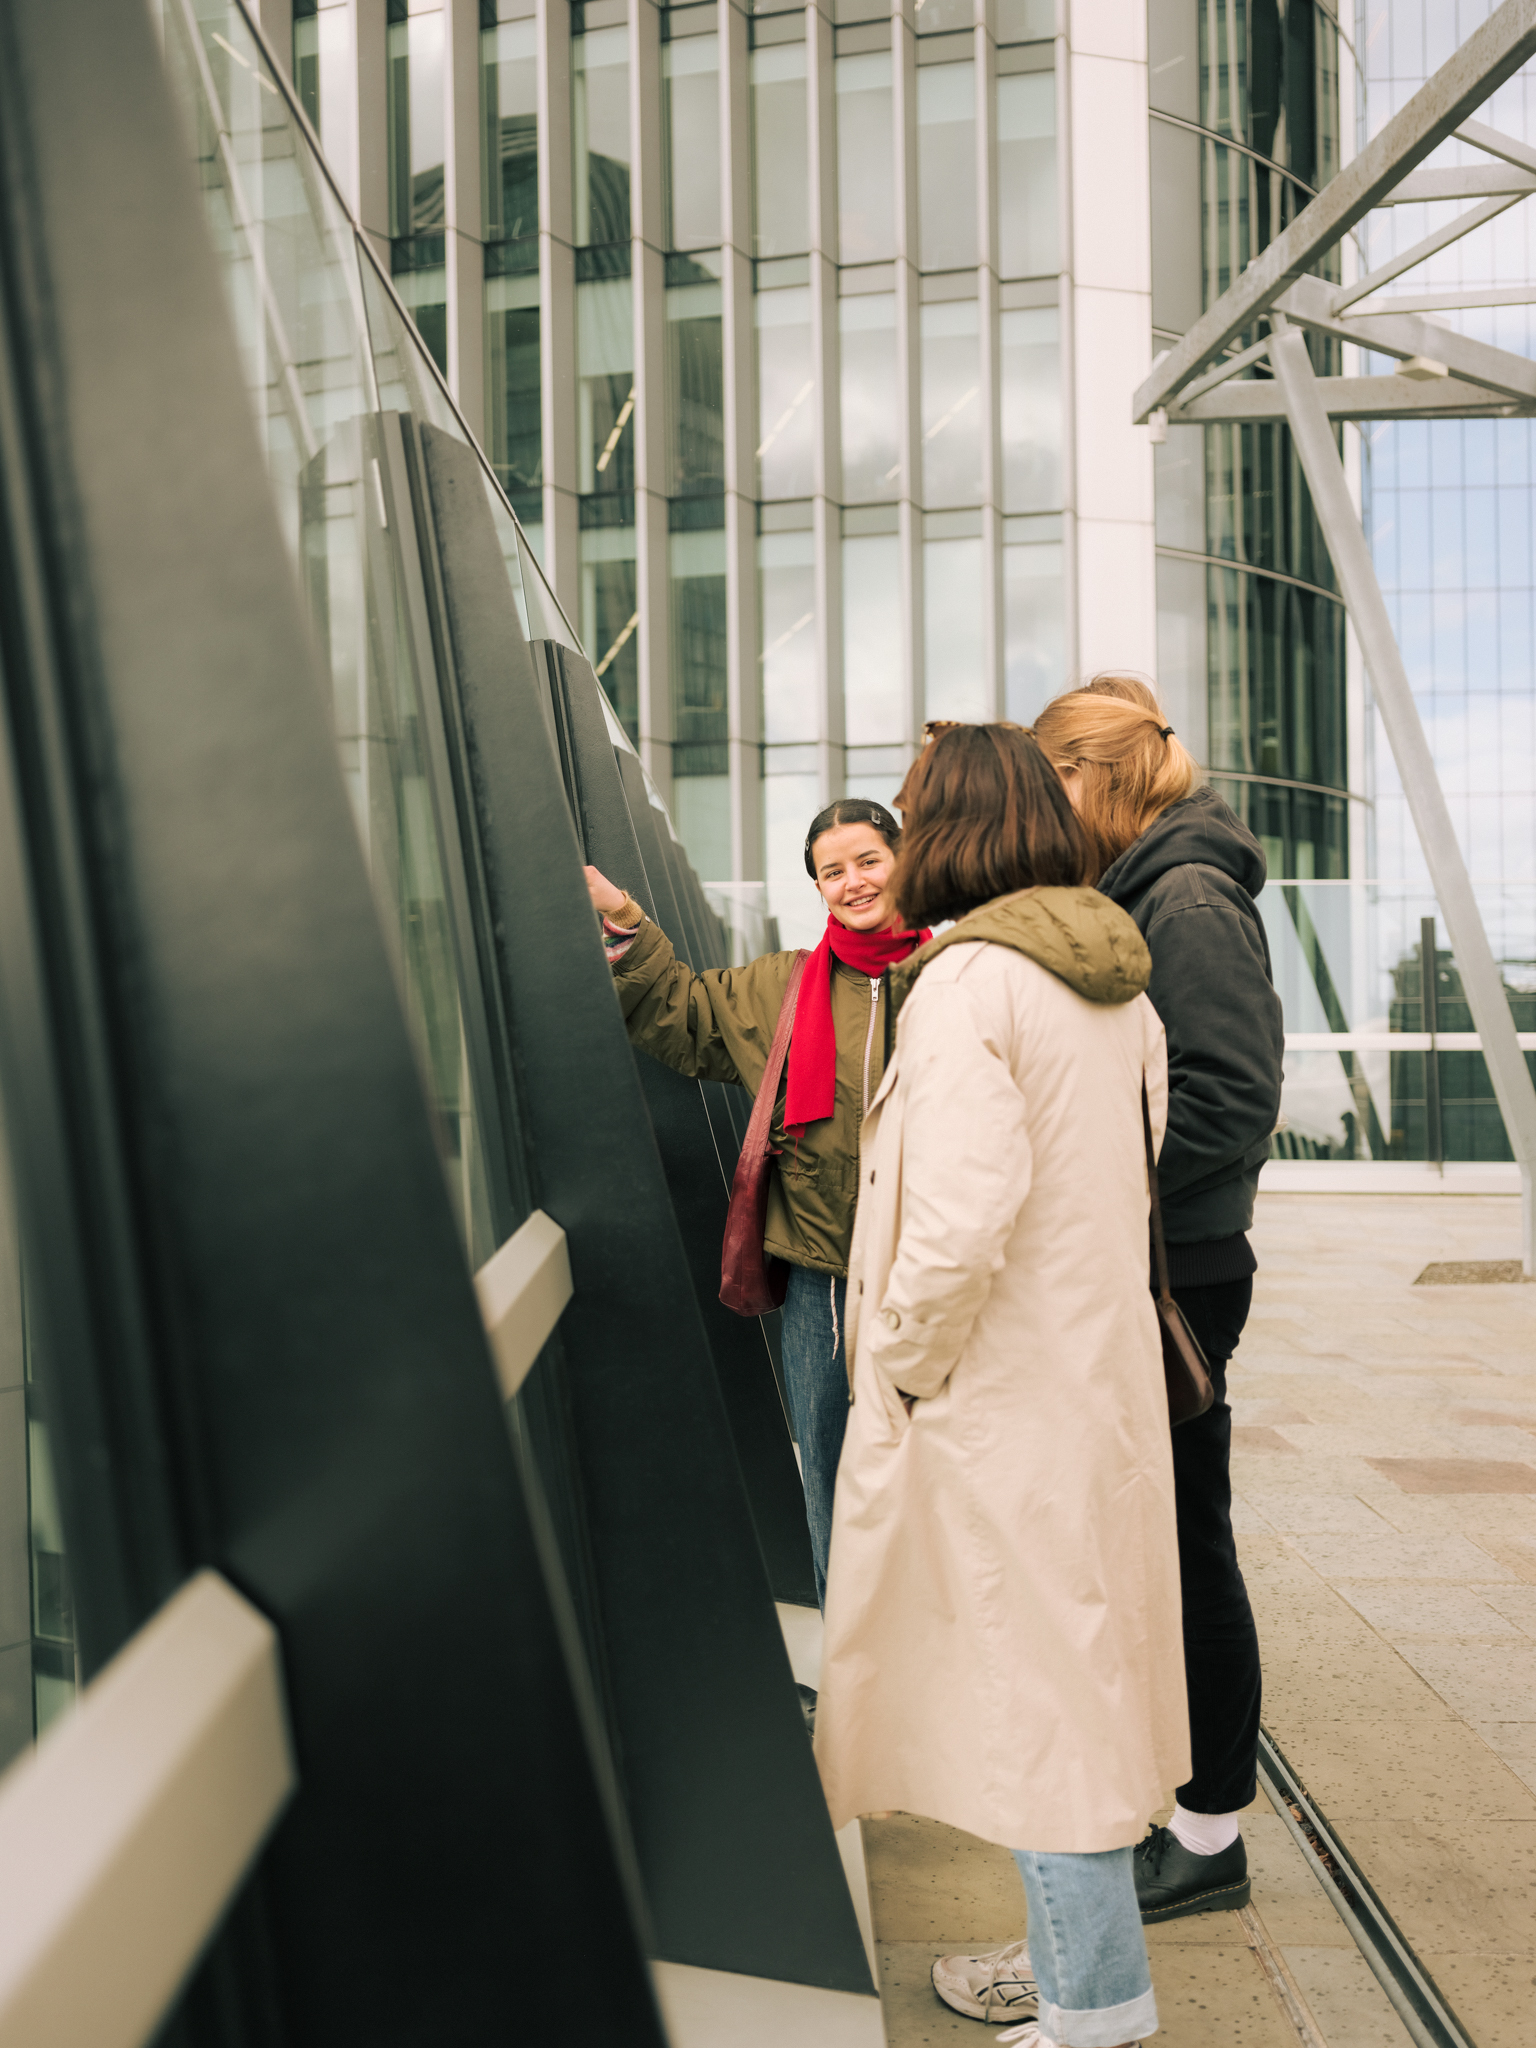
[1010,1847,1158,2047]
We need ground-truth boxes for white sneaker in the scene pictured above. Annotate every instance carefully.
[931,1937,1039,2022]
[996,2036,1141,2048]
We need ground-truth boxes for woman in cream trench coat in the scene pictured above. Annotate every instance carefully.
[814,723,1191,2046]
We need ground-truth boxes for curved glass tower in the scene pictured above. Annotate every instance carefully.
[1149,0,1353,886]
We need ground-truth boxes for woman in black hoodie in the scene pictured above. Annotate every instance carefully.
[1036,675,1284,1924]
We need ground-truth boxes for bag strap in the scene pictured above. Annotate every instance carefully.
[1141,1078,1172,1306]
[740,950,810,1165]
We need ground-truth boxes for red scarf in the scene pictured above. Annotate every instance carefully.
[784,914,930,1132]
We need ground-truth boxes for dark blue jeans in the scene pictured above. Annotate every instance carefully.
[780,1265,849,1611]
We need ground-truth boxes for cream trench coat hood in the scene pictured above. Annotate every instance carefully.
[814,888,1191,1853]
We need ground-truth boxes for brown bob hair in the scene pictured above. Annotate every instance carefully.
[892,723,1090,927]
[1032,674,1199,881]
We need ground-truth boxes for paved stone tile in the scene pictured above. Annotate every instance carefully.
[1345,1818,1536,1957]
[1232,1426,1300,1454]
[1288,1530,1518,1581]
[1237,1491,1394,1535]
[1474,1584,1536,1637]
[1282,1947,1412,2046]
[1283,1714,1536,1824]
[1394,1641,1536,1723]
[1417,1951,1535,2048]
[1366,1456,1536,1493]
[861,1814,1021,1946]
[1331,1580,1524,1638]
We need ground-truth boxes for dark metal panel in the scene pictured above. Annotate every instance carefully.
[0,4,664,2042]
[541,646,816,1609]
[415,425,871,1993]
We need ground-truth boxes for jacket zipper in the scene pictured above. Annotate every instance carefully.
[861,977,880,1118]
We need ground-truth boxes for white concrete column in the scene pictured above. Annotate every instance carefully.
[1063,0,1156,680]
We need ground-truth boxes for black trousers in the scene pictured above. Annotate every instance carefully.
[1167,1275,1262,1814]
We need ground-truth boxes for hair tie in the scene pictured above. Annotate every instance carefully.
[1158,725,1174,740]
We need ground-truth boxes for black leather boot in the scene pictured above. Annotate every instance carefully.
[1134,1824,1250,1921]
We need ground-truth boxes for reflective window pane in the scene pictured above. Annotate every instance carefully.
[578,276,636,497]
[751,41,809,257]
[999,306,1060,512]
[668,275,724,498]
[484,273,542,520]
[387,8,444,238]
[923,537,985,720]
[839,292,900,502]
[664,35,721,251]
[583,525,640,739]
[756,286,815,501]
[996,70,1056,279]
[843,532,904,742]
[917,62,976,271]
[920,298,982,508]
[836,52,895,264]
[482,16,539,255]
[1004,536,1065,722]
[759,530,818,743]
[573,24,631,247]
[672,529,730,877]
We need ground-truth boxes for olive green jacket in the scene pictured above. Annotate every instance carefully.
[611,916,889,1277]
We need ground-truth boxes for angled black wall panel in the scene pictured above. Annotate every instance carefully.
[415,425,870,1993]
[543,646,816,1607]
[0,5,665,2042]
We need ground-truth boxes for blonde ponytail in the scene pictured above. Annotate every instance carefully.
[1032,673,1199,879]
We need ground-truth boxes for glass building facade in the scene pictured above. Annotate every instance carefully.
[271,0,1530,1159]
[284,0,1074,945]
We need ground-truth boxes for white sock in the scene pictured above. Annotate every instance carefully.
[1168,1801,1242,1856]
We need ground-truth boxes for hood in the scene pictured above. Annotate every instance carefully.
[1097,785,1267,908]
[888,886,1151,1019]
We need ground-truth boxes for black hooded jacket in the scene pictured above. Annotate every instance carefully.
[1097,787,1284,1280]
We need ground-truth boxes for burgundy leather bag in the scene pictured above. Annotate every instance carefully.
[1143,1081,1216,1427]
[719,950,810,1317]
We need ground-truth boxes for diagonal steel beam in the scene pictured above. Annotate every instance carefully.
[1345,284,1536,314]
[1133,0,1536,419]
[1276,274,1536,402]
[1170,373,1533,423]
[1267,324,1536,1272]
[1331,192,1526,313]
[1382,164,1536,202]
[1457,116,1536,176]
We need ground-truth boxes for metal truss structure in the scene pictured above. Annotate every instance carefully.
[1135,0,1536,1272]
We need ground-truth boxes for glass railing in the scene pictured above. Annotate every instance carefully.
[1260,880,1536,1162]
[160,0,593,1268]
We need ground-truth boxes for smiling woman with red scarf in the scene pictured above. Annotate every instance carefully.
[584,799,928,1614]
